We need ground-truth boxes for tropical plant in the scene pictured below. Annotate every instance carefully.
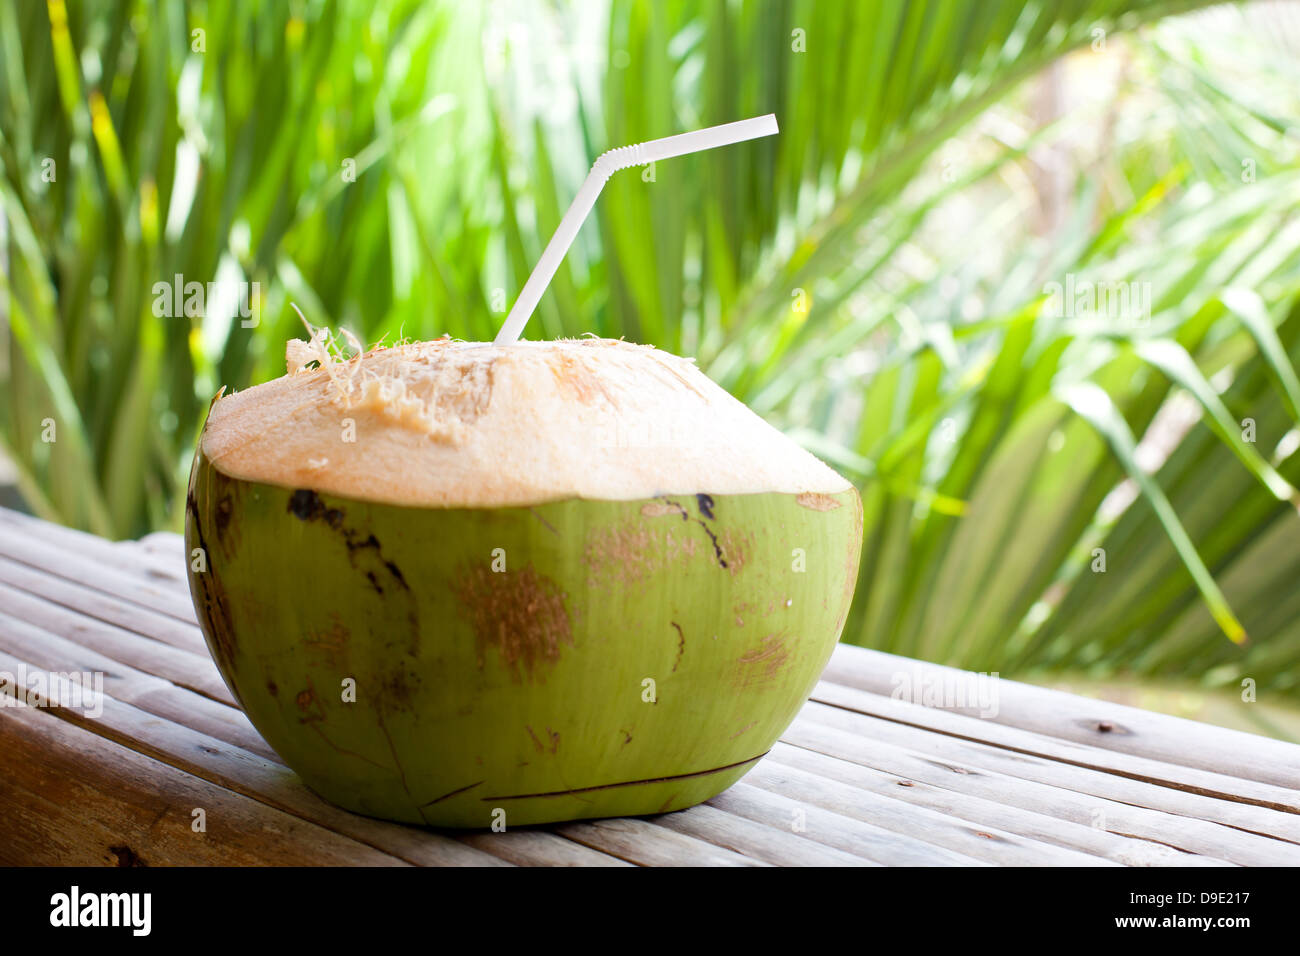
[4,0,1300,702]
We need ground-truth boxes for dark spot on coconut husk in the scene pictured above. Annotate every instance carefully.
[345,533,409,592]
[266,679,278,696]
[670,621,685,672]
[288,492,410,598]
[696,493,715,519]
[287,488,344,528]
[186,485,242,705]
[288,488,322,520]
[694,519,728,569]
[452,563,572,682]
[215,492,235,538]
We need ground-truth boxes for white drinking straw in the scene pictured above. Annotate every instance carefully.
[493,113,779,345]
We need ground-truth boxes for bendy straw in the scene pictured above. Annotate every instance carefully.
[493,113,779,345]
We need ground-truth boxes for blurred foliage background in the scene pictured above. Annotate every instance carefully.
[4,0,1300,730]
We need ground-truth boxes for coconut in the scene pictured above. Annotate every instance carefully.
[185,334,862,827]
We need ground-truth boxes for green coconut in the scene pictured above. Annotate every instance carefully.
[185,334,862,828]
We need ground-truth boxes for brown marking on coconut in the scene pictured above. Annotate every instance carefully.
[214,490,236,542]
[285,490,419,653]
[304,615,349,658]
[729,720,758,739]
[796,492,842,512]
[583,522,700,588]
[295,682,326,724]
[306,723,389,769]
[640,501,682,517]
[452,563,572,682]
[717,527,751,576]
[670,621,685,672]
[420,780,485,808]
[525,725,545,753]
[186,487,241,702]
[734,633,792,688]
[584,523,658,586]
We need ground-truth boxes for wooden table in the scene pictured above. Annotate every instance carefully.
[1,504,1298,867]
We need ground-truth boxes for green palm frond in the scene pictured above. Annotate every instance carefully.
[5,0,1300,701]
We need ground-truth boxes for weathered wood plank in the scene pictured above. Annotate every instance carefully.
[767,739,1231,867]
[0,513,196,624]
[796,701,1300,860]
[554,817,766,866]
[0,610,273,760]
[704,781,987,865]
[0,581,233,705]
[133,531,188,560]
[0,554,208,657]
[0,504,136,557]
[810,678,1300,818]
[822,646,1300,790]
[112,534,190,586]
[649,802,877,866]
[778,718,1258,865]
[741,760,1115,866]
[457,830,634,867]
[0,703,412,866]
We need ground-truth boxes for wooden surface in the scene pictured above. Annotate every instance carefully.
[1,503,1298,867]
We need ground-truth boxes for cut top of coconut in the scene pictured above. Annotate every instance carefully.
[200,336,854,508]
